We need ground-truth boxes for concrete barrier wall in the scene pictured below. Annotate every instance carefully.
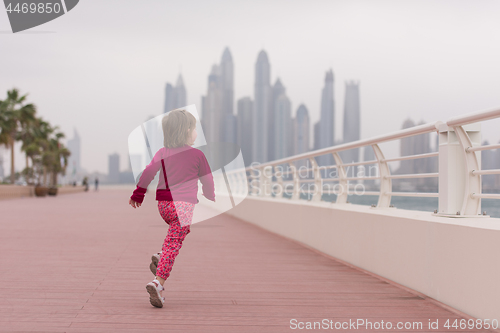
[211,195,500,322]
[0,185,86,199]
[0,185,34,200]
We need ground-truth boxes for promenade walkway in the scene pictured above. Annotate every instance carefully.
[0,188,495,332]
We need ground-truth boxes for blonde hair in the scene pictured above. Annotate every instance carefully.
[162,109,197,148]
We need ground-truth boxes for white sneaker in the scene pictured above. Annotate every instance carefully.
[150,252,161,275]
[146,279,165,308]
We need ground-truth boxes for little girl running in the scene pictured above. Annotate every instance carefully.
[128,109,216,308]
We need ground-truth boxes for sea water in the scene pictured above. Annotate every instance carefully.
[282,193,500,219]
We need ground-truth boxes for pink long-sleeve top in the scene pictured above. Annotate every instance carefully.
[130,144,215,204]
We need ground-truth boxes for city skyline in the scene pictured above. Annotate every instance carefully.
[7,42,500,183]
[2,1,500,174]
[198,47,362,171]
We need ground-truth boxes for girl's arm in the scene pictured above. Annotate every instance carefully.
[129,198,142,208]
[130,150,163,204]
[198,152,215,201]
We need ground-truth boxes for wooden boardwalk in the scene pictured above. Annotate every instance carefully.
[0,188,496,332]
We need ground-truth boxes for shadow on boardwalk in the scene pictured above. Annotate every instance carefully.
[0,189,494,332]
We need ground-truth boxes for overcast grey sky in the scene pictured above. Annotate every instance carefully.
[1,0,500,174]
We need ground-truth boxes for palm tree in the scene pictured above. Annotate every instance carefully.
[18,117,41,185]
[34,118,55,186]
[51,134,71,187]
[19,117,51,185]
[40,127,70,187]
[1,89,36,184]
[0,100,8,153]
[0,100,13,177]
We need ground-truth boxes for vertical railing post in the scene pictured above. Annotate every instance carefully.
[332,152,348,204]
[372,144,391,208]
[260,166,272,197]
[309,158,322,202]
[259,167,265,197]
[275,163,284,199]
[438,123,481,216]
[289,163,300,200]
[250,169,259,196]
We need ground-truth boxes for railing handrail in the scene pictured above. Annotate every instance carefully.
[214,106,500,216]
[239,120,443,171]
[446,106,500,127]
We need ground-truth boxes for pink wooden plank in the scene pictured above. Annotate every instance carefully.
[0,189,497,333]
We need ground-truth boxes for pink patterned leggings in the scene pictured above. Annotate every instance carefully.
[156,200,195,280]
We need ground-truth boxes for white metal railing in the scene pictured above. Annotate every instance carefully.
[219,107,500,217]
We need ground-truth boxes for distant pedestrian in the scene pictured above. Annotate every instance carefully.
[83,177,89,191]
[95,177,99,191]
[128,109,215,308]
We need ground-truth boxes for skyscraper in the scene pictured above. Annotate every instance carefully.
[202,64,223,145]
[66,129,81,176]
[362,145,376,189]
[201,47,236,144]
[201,47,237,166]
[164,83,174,114]
[294,104,310,169]
[274,93,292,160]
[363,145,375,163]
[313,121,320,151]
[219,47,236,147]
[237,97,253,168]
[175,74,186,108]
[398,118,435,190]
[253,50,272,164]
[399,118,417,175]
[316,69,335,168]
[341,81,361,175]
[163,74,187,113]
[220,47,234,118]
[414,120,431,175]
[108,153,120,184]
[223,110,237,142]
[269,78,286,161]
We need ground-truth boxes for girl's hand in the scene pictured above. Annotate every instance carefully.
[129,198,142,208]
